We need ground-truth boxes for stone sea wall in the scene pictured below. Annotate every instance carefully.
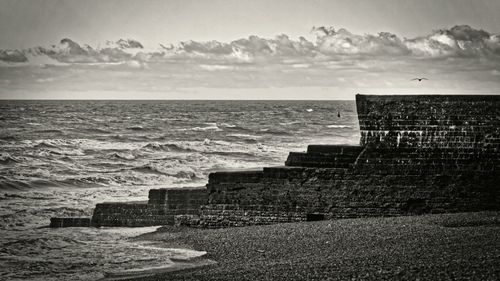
[177,95,500,228]
[51,187,207,227]
[356,95,500,148]
[91,187,207,227]
[179,164,497,228]
[51,94,500,228]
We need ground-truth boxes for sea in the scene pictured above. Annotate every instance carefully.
[0,100,359,280]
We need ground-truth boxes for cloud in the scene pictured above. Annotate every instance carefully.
[291,63,310,68]
[1,25,499,67]
[311,25,500,59]
[36,77,55,83]
[405,25,500,57]
[1,25,500,99]
[0,38,146,65]
[198,64,235,71]
[160,25,500,63]
[125,60,148,69]
[312,27,409,56]
[0,50,27,62]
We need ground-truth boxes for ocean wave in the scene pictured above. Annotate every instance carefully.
[34,141,59,148]
[110,134,126,140]
[279,121,301,126]
[84,147,130,155]
[2,235,86,251]
[26,122,43,126]
[127,125,146,131]
[58,156,75,162]
[0,179,32,190]
[1,192,56,200]
[107,152,136,160]
[0,178,67,191]
[59,176,115,187]
[103,135,152,142]
[0,135,18,141]
[219,123,236,128]
[207,151,256,157]
[178,123,221,132]
[46,148,85,156]
[131,164,201,180]
[33,139,76,149]
[82,128,110,134]
[0,153,19,164]
[226,134,262,144]
[141,142,193,153]
[0,165,203,190]
[224,125,253,132]
[326,125,352,128]
[263,130,292,136]
[226,133,263,140]
[33,129,66,135]
[39,205,89,214]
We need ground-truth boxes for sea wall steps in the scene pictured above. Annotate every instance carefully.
[285,145,363,168]
[50,187,207,228]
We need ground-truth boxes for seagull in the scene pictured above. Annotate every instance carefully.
[411,78,429,82]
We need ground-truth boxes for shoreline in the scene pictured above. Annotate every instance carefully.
[98,258,217,281]
[119,211,500,280]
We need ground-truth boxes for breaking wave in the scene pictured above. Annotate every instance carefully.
[107,152,136,160]
[207,151,256,157]
[226,133,262,143]
[178,122,221,131]
[141,142,193,152]
[0,153,19,164]
[127,125,146,131]
[0,178,69,191]
[131,164,201,180]
[326,125,352,128]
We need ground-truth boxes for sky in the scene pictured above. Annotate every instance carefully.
[0,0,499,99]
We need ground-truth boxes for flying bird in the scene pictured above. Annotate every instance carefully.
[411,78,429,81]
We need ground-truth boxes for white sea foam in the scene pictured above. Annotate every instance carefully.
[178,123,222,131]
[279,121,301,126]
[326,125,352,128]
[227,133,263,139]
[219,123,236,128]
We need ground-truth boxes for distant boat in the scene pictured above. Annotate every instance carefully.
[306,108,314,112]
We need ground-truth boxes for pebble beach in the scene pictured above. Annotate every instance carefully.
[123,211,500,280]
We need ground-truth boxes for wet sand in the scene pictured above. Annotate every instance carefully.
[124,212,499,280]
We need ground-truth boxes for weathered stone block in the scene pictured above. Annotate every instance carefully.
[208,169,263,184]
[50,217,91,228]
